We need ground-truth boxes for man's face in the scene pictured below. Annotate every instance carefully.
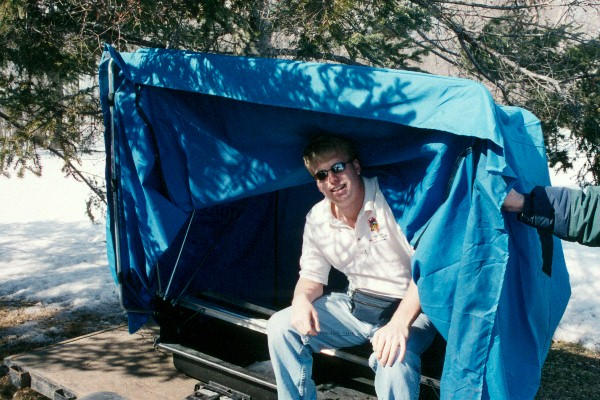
[311,152,363,208]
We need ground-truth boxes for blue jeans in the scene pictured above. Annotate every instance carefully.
[267,292,436,400]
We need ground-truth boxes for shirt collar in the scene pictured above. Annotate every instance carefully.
[362,176,377,213]
[328,176,378,227]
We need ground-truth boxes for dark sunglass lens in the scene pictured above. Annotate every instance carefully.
[315,170,328,181]
[331,162,346,173]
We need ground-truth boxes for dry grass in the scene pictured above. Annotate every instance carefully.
[0,301,59,330]
[0,298,124,400]
[537,341,600,399]
[0,375,44,400]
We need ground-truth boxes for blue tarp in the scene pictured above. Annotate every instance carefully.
[99,45,570,399]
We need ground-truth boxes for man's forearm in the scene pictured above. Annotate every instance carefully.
[292,277,324,305]
[290,277,324,336]
[390,279,421,328]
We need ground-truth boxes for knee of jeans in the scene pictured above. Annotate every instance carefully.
[267,309,291,341]
[369,350,421,372]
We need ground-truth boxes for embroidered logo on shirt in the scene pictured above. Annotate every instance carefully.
[368,216,379,232]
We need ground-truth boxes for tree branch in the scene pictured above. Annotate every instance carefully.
[413,0,565,98]
[1,110,106,204]
[46,146,107,204]
[269,47,366,65]
[0,110,24,130]
[455,32,512,104]
[430,0,555,11]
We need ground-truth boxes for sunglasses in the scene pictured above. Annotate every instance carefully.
[313,160,353,181]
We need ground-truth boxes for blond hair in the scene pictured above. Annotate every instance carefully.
[302,135,358,172]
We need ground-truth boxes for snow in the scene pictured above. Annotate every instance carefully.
[0,153,599,352]
[0,153,123,345]
[549,155,600,351]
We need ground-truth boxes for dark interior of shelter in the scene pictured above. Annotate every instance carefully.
[151,181,446,399]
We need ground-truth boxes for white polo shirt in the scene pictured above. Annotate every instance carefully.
[299,177,414,298]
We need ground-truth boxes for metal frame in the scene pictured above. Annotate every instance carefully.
[106,58,153,315]
[174,295,441,389]
[158,342,278,391]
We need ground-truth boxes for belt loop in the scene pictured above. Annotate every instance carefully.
[347,284,355,297]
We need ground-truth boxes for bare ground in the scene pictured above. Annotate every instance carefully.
[0,298,125,400]
[537,341,600,399]
[1,298,599,399]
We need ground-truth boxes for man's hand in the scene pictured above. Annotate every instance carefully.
[291,297,321,336]
[371,279,421,367]
[290,278,324,336]
[502,189,525,212]
[371,318,410,367]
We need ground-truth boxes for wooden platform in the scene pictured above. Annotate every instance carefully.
[3,325,199,400]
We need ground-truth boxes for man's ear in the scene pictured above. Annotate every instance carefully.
[352,158,361,175]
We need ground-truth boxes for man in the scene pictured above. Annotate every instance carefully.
[503,186,600,247]
[267,135,436,400]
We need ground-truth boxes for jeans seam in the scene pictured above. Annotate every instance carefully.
[298,363,306,398]
[317,331,361,337]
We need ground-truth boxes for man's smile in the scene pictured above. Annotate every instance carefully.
[331,184,347,193]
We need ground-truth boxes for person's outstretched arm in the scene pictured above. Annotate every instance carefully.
[503,186,600,247]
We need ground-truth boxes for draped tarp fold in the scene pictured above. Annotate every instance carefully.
[99,44,569,399]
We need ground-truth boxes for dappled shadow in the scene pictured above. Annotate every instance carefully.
[108,46,424,214]
[7,326,177,380]
[5,324,196,398]
[102,46,505,320]
[0,221,105,266]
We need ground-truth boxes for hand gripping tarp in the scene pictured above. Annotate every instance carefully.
[99,45,570,399]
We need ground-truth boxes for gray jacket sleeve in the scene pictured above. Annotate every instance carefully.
[561,186,600,247]
[519,186,600,247]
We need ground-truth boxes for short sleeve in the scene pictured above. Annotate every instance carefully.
[299,219,331,285]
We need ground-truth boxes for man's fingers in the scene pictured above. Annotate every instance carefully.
[291,303,321,336]
[385,344,399,367]
[373,333,390,364]
[396,338,406,364]
[311,309,321,333]
[381,336,398,366]
[372,335,406,367]
[371,332,381,353]
[304,320,316,336]
[373,338,383,360]
[294,322,308,336]
[379,342,390,366]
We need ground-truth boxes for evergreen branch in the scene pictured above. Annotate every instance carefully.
[413,0,565,97]
[269,47,366,65]
[454,24,563,94]
[413,28,462,63]
[430,1,556,11]
[1,110,106,204]
[46,145,107,204]
[0,110,23,130]
[455,32,512,104]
